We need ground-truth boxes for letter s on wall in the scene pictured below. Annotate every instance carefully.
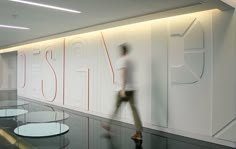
[41,50,58,102]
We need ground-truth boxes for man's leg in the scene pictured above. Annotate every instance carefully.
[127,91,143,139]
[103,92,123,131]
[110,93,122,123]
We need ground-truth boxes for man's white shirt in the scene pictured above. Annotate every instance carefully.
[115,55,135,91]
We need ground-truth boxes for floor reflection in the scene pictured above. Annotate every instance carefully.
[0,93,234,149]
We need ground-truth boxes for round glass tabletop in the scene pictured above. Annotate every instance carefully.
[14,123,69,137]
[0,109,28,118]
[24,111,69,123]
[0,100,29,107]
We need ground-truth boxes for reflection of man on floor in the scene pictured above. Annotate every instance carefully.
[103,43,143,140]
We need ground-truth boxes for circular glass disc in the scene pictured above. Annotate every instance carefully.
[0,109,28,118]
[25,111,69,123]
[0,100,29,107]
[14,123,69,137]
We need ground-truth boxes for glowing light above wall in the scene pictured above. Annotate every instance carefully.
[9,0,81,14]
[0,9,219,54]
[0,24,30,30]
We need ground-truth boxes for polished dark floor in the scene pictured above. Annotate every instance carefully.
[0,91,234,149]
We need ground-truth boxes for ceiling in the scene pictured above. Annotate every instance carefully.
[221,0,236,8]
[0,0,232,49]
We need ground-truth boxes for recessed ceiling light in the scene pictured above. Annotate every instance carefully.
[9,0,81,14]
[0,24,30,30]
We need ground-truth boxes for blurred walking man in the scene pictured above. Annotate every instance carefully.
[102,43,143,140]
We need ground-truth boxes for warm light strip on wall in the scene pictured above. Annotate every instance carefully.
[0,48,17,53]
[9,0,81,13]
[0,24,30,30]
[0,9,220,53]
[99,9,221,33]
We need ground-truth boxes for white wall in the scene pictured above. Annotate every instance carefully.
[17,23,168,128]
[212,9,236,143]
[168,11,212,136]
[12,9,236,147]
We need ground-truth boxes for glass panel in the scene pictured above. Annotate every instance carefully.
[14,123,69,137]
[0,90,17,101]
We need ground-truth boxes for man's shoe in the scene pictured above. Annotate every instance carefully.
[131,132,142,140]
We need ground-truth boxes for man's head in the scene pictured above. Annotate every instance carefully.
[119,43,130,56]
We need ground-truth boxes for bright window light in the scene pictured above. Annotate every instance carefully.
[9,0,81,13]
[0,25,30,30]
